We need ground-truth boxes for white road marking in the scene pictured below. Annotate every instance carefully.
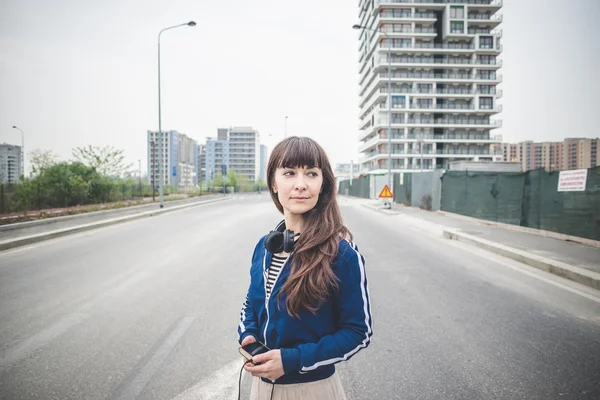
[171,358,244,400]
[115,316,196,400]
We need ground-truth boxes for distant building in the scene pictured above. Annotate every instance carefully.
[448,160,521,173]
[500,138,600,172]
[204,137,230,183]
[201,127,266,184]
[259,144,268,182]
[335,163,362,180]
[198,144,206,185]
[0,143,22,184]
[147,130,199,191]
[217,128,229,141]
[229,127,261,182]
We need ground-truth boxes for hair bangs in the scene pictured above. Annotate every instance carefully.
[278,138,324,170]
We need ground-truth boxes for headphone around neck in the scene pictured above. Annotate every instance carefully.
[264,220,299,254]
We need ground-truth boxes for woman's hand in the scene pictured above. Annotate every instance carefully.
[244,349,285,382]
[241,335,256,347]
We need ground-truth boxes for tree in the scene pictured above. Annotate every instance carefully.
[72,145,132,177]
[29,149,59,176]
[226,168,238,188]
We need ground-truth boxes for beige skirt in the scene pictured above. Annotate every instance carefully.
[250,372,347,400]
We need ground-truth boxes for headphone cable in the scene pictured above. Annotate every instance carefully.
[238,361,275,400]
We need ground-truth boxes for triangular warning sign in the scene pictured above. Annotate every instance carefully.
[378,184,394,198]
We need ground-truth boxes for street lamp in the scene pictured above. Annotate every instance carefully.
[353,24,393,205]
[157,21,195,208]
[11,126,24,178]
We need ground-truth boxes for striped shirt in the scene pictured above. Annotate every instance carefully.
[266,255,287,300]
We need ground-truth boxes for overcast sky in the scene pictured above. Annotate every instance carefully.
[1,0,599,175]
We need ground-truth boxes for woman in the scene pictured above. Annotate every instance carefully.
[237,136,373,399]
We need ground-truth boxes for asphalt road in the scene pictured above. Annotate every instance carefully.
[0,194,228,241]
[0,193,599,400]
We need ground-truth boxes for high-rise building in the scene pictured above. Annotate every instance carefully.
[500,138,600,172]
[147,130,199,190]
[198,144,206,185]
[357,0,503,174]
[204,136,230,183]
[217,128,229,141]
[229,127,261,182]
[0,143,22,184]
[259,144,268,182]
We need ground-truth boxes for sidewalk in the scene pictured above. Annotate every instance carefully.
[0,195,231,250]
[349,197,600,290]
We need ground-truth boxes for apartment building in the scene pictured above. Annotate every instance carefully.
[357,0,503,174]
[204,137,230,183]
[500,138,600,172]
[259,144,268,182]
[228,127,261,182]
[198,144,206,184]
[0,143,22,184]
[147,130,199,190]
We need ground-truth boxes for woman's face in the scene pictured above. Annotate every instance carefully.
[273,166,324,217]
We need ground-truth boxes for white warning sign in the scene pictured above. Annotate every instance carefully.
[557,169,587,192]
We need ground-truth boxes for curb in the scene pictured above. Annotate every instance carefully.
[359,204,401,215]
[443,228,600,291]
[0,197,231,252]
[0,196,215,232]
[437,210,600,249]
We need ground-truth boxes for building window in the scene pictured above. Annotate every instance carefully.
[479,36,494,49]
[391,95,406,109]
[478,70,496,80]
[450,21,464,34]
[449,6,465,19]
[386,38,411,48]
[477,85,495,94]
[478,55,496,65]
[417,83,432,93]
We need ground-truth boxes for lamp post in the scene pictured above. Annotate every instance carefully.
[284,116,288,138]
[11,126,24,178]
[157,21,196,208]
[353,24,393,206]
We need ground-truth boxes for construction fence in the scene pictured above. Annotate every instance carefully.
[440,167,600,241]
[338,166,600,241]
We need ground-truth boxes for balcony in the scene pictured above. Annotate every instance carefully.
[414,42,474,50]
[467,13,503,22]
[435,148,497,156]
[359,133,406,153]
[378,56,503,67]
[376,116,502,128]
[362,149,407,163]
[408,132,497,142]
[380,71,501,82]
[380,11,436,20]
[375,0,501,4]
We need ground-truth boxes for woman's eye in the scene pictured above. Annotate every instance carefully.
[283,171,294,176]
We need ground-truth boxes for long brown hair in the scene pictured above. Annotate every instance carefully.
[267,136,352,318]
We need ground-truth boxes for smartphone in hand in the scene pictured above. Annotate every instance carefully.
[239,341,270,364]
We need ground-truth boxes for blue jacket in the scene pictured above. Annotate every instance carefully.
[238,235,373,385]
